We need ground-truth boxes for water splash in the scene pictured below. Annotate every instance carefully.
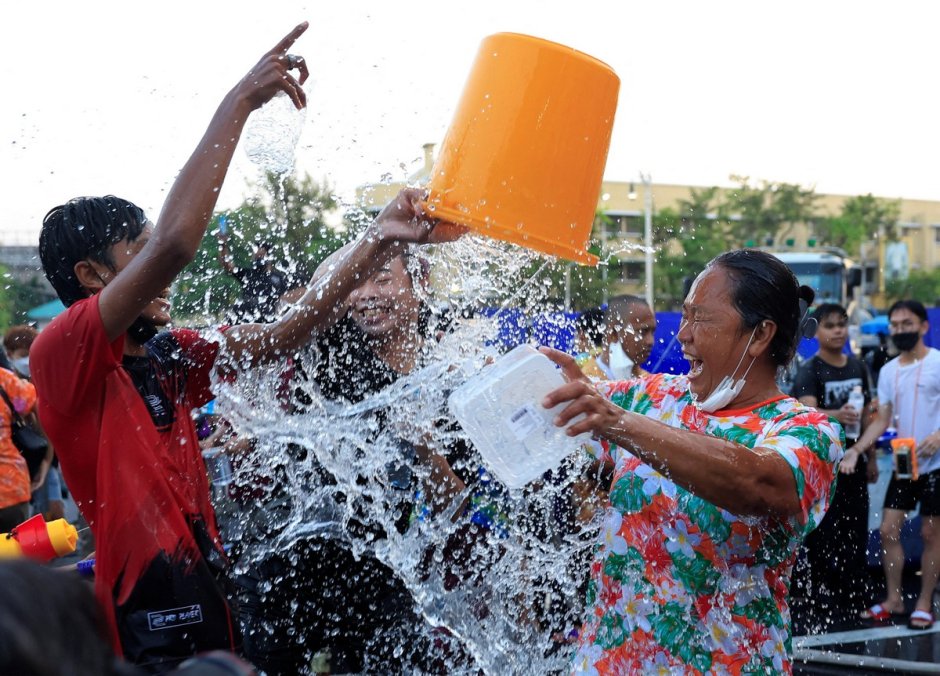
[209,235,600,672]
[242,91,307,175]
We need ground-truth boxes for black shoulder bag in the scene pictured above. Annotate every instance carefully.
[0,385,47,478]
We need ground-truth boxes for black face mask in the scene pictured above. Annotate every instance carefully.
[90,273,160,345]
[891,331,920,353]
[127,317,159,345]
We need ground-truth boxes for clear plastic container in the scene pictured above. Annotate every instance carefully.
[448,344,590,489]
[845,385,864,439]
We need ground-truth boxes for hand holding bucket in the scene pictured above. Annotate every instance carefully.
[426,33,620,265]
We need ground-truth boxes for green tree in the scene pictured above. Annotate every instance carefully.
[563,259,611,310]
[724,176,772,245]
[723,176,818,246]
[173,171,342,321]
[771,182,820,244]
[885,268,940,306]
[0,264,14,330]
[0,267,51,331]
[654,188,732,308]
[814,193,900,256]
[520,213,609,310]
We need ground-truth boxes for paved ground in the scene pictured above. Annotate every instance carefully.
[57,486,940,673]
[792,570,940,674]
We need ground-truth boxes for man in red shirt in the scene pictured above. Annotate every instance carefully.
[30,22,456,672]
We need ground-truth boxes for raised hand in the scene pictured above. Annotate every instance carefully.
[539,347,624,439]
[371,188,467,245]
[235,21,310,111]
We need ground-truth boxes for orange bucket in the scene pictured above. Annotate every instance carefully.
[426,33,619,265]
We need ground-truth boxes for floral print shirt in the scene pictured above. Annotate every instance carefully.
[573,374,843,675]
[0,367,38,508]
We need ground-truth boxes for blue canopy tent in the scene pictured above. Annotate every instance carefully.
[26,299,65,327]
[861,314,889,336]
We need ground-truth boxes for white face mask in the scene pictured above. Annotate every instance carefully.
[608,341,635,380]
[11,357,29,378]
[696,326,758,413]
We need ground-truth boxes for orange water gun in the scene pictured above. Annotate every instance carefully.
[0,514,78,562]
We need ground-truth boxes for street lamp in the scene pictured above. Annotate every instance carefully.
[601,192,611,305]
[629,174,654,308]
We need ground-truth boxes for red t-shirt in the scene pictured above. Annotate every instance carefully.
[30,297,237,664]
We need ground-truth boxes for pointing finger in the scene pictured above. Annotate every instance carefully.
[271,21,309,55]
[539,346,589,383]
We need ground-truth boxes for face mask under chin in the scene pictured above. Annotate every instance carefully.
[891,331,920,353]
[608,341,635,379]
[695,325,759,413]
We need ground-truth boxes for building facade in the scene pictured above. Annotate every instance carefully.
[357,145,940,307]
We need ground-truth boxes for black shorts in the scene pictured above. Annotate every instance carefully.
[883,468,940,516]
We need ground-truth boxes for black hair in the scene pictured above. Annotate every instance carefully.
[888,299,927,323]
[399,246,431,282]
[0,561,138,676]
[605,294,650,334]
[811,303,847,323]
[576,307,605,348]
[606,294,648,316]
[3,324,39,354]
[39,196,148,307]
[709,249,815,367]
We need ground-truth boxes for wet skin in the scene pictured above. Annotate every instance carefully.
[678,267,766,404]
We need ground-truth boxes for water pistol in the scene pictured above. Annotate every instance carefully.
[0,514,78,562]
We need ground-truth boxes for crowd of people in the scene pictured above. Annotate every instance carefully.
[1,18,938,676]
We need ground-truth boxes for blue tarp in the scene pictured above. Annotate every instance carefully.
[483,306,940,374]
[482,307,691,375]
[26,299,65,321]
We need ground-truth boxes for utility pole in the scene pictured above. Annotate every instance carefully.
[564,263,572,311]
[600,192,610,305]
[640,173,654,308]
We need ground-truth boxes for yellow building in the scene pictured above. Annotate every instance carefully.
[358,145,940,304]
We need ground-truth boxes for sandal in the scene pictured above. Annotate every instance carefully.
[908,610,935,630]
[859,603,900,621]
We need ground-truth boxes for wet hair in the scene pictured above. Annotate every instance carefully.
[888,299,927,323]
[39,196,148,307]
[709,249,815,367]
[0,561,137,676]
[811,303,847,324]
[399,247,431,282]
[605,295,649,331]
[576,307,605,348]
[3,325,39,354]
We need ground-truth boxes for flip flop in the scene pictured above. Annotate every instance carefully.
[859,604,900,621]
[908,610,935,630]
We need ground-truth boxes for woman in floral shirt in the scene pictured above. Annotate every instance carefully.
[543,250,844,675]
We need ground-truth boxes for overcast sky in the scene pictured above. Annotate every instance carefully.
[1,0,938,245]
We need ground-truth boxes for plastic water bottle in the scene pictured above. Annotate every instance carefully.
[845,386,864,440]
[242,90,306,175]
